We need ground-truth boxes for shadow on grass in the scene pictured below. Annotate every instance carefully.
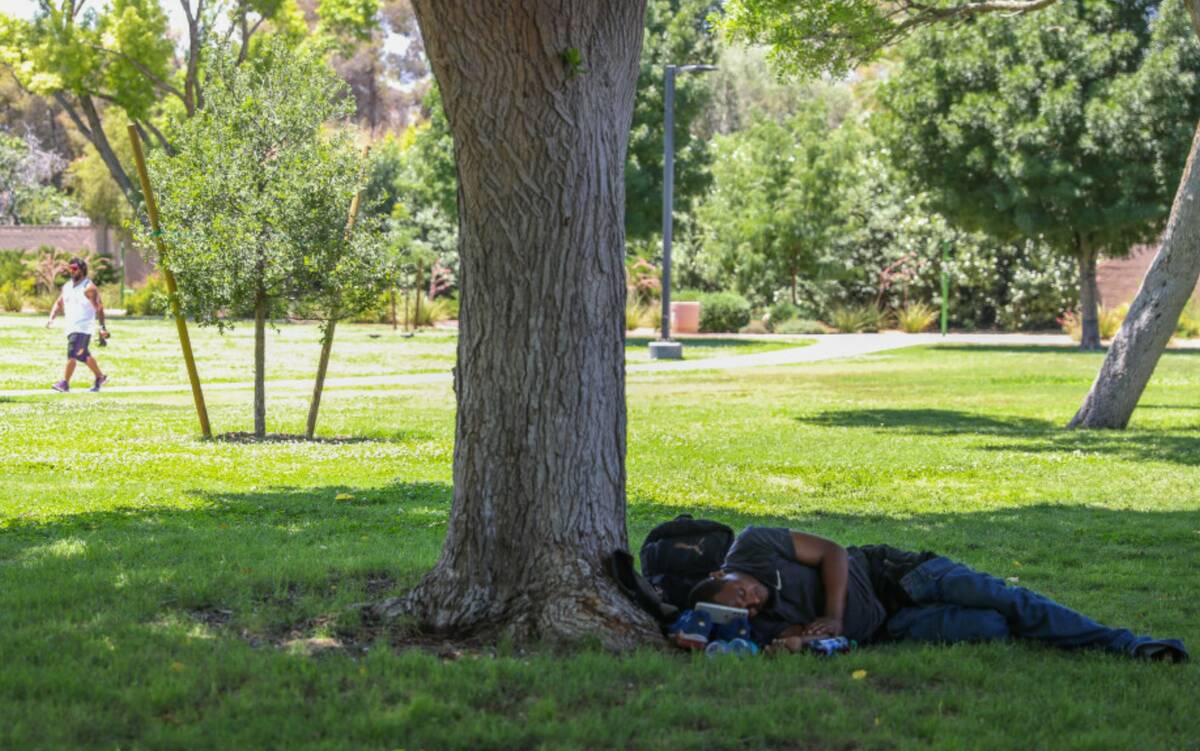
[929,343,1200,358]
[215,430,436,444]
[799,408,1054,436]
[797,408,1200,466]
[2,491,1198,751]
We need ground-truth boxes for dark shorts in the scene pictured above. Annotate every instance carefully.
[67,333,91,362]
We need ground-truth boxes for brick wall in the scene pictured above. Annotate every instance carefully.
[0,224,155,286]
[1097,245,1200,307]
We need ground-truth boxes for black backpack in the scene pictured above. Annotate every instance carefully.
[639,514,735,611]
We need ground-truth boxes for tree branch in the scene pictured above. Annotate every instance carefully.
[76,94,146,227]
[894,0,1060,34]
[51,91,94,142]
[140,118,176,156]
[86,43,189,105]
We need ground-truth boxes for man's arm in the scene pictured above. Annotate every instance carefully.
[85,284,107,332]
[788,531,848,636]
[45,294,63,327]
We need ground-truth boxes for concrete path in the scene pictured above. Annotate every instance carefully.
[627,332,1075,373]
[1,332,1185,398]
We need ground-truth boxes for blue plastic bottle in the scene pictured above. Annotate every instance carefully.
[706,638,760,658]
[807,636,856,656]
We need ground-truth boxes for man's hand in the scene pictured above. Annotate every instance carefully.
[800,616,844,637]
[45,318,54,329]
[766,635,819,655]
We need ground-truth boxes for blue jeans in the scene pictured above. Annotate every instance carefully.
[885,556,1148,655]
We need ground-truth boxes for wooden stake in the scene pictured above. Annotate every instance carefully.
[127,125,213,440]
[305,166,366,440]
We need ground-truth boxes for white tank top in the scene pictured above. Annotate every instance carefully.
[63,278,96,336]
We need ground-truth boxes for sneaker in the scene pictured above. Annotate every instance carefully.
[667,609,713,651]
[89,374,108,392]
[51,380,69,393]
[1132,638,1189,663]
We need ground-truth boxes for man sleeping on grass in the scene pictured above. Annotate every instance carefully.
[682,527,1188,662]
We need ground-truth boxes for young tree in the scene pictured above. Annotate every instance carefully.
[876,0,1200,350]
[140,41,359,439]
[692,101,857,306]
[379,1,660,647]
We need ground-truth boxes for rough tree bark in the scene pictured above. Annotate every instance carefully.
[1076,235,1102,351]
[1069,1,1200,428]
[253,290,267,438]
[385,0,661,648]
[1070,121,1200,427]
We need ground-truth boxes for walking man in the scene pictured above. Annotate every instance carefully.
[46,257,109,393]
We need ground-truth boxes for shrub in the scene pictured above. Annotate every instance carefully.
[767,300,799,327]
[739,320,769,334]
[1176,299,1200,339]
[896,301,937,333]
[1,282,24,312]
[830,303,888,333]
[410,296,451,327]
[1101,305,1126,339]
[0,250,28,286]
[625,301,644,331]
[124,274,170,316]
[699,292,751,333]
[642,304,662,331]
[774,318,827,334]
[1060,306,1125,342]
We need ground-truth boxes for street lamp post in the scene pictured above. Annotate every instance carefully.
[649,63,716,361]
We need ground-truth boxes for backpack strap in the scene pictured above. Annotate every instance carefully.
[606,548,679,625]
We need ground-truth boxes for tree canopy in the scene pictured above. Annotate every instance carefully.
[877,0,1200,346]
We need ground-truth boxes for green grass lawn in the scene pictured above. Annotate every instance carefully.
[0,315,810,390]
[2,318,1199,749]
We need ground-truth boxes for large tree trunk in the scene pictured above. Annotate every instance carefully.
[392,0,659,649]
[253,290,267,438]
[1070,120,1200,428]
[1077,236,1102,351]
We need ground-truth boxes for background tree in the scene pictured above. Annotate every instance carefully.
[378,0,661,647]
[877,0,1200,349]
[0,0,376,220]
[0,130,78,224]
[691,100,857,307]
[140,41,358,438]
[624,0,720,242]
[1071,0,1200,426]
[718,0,1200,426]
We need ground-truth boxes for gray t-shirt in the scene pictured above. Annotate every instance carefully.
[723,527,887,643]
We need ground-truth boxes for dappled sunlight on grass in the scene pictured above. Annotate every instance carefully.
[2,334,1200,747]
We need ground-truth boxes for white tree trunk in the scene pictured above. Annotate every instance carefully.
[1070,120,1200,428]
[393,0,660,648]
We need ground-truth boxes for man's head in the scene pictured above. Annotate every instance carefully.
[688,571,770,617]
[66,258,87,282]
